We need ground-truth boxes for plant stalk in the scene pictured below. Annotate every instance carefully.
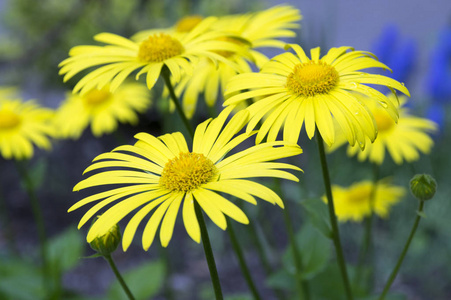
[104,254,136,300]
[316,133,353,300]
[227,219,262,300]
[378,200,425,299]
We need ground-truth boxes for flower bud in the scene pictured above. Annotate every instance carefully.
[409,174,437,201]
[89,217,121,256]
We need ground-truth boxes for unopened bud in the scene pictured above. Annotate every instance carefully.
[89,217,121,256]
[410,174,437,201]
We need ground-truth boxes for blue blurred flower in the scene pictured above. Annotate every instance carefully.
[426,103,445,131]
[425,27,451,103]
[371,24,418,84]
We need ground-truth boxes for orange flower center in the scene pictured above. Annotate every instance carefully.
[138,33,184,62]
[286,61,339,97]
[175,15,203,32]
[347,186,371,204]
[83,88,112,107]
[0,109,21,130]
[160,152,216,192]
[373,110,395,132]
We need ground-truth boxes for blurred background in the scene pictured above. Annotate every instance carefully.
[0,0,450,299]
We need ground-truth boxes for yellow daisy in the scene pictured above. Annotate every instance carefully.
[69,107,302,251]
[0,96,54,160]
[59,17,246,95]
[342,95,437,164]
[168,5,302,118]
[132,15,205,41]
[324,179,406,222]
[224,45,410,148]
[54,82,151,139]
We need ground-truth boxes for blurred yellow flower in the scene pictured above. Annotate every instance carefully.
[167,5,302,118]
[70,107,302,251]
[54,83,151,139]
[0,94,54,160]
[224,45,410,148]
[324,179,406,222]
[342,95,437,164]
[59,17,246,95]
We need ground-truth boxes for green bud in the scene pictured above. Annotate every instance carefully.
[89,217,121,256]
[409,174,437,201]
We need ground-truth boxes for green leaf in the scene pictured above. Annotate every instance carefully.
[108,259,165,300]
[225,294,253,300]
[282,223,332,280]
[48,227,84,275]
[416,210,427,218]
[265,269,296,291]
[0,258,45,300]
[28,158,48,189]
[300,198,333,239]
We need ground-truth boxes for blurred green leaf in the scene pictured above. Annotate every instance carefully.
[225,294,253,300]
[282,223,332,280]
[0,258,45,300]
[48,227,84,275]
[108,259,165,300]
[265,269,296,291]
[300,198,333,239]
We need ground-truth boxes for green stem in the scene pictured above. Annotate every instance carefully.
[282,204,310,300]
[161,66,195,138]
[248,221,286,300]
[378,200,425,300]
[316,133,353,300]
[104,254,136,300]
[227,219,262,300]
[161,64,223,299]
[195,202,224,300]
[14,161,50,291]
[354,164,380,288]
[275,179,309,300]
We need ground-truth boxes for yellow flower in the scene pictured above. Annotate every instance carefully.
[0,95,54,160]
[324,179,406,222]
[59,17,246,95]
[70,107,302,251]
[336,95,437,165]
[224,45,410,148]
[168,5,302,118]
[54,83,151,139]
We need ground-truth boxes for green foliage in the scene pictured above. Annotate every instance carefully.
[47,227,84,275]
[107,259,166,300]
[0,257,45,300]
[267,223,331,293]
[300,198,333,239]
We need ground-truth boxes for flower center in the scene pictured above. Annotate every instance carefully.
[160,152,217,192]
[138,33,184,62]
[347,186,371,204]
[286,61,339,97]
[214,36,244,58]
[373,110,395,132]
[0,110,21,130]
[83,88,112,106]
[175,16,203,32]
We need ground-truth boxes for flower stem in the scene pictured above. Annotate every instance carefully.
[161,66,195,138]
[274,178,309,300]
[378,200,425,300]
[104,254,136,300]
[14,161,50,291]
[195,202,224,300]
[161,64,224,299]
[354,163,380,289]
[227,219,262,300]
[282,206,310,300]
[316,133,353,300]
